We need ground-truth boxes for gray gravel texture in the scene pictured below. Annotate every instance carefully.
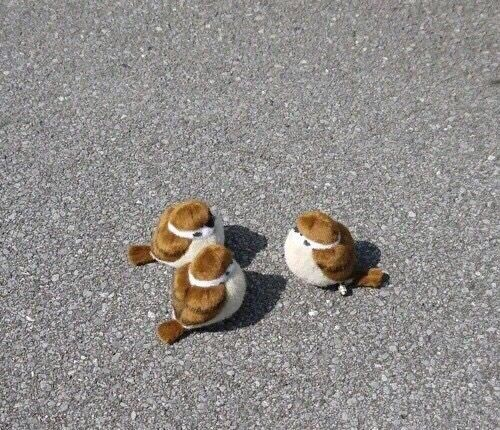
[1,1,498,429]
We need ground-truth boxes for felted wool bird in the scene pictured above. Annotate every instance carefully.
[284,210,384,295]
[128,199,224,268]
[156,244,246,344]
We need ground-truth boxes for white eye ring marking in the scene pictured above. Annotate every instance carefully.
[168,222,214,240]
[188,262,235,288]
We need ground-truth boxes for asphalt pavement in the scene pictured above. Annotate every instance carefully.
[1,1,498,428]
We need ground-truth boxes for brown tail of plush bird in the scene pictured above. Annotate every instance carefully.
[128,244,156,266]
[156,320,185,344]
[353,267,385,288]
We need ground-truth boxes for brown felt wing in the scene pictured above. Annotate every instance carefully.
[313,222,357,282]
[313,244,356,282]
[179,285,226,326]
[171,264,191,318]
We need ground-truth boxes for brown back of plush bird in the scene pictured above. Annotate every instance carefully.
[285,210,384,289]
[150,200,211,263]
[298,211,356,282]
[128,199,224,268]
[157,244,246,345]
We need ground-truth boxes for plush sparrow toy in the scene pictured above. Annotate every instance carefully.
[128,199,224,268]
[156,244,246,344]
[284,210,384,295]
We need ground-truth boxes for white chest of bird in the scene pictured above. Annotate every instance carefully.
[284,229,333,287]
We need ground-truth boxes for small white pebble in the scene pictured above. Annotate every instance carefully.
[408,211,416,218]
[147,311,155,319]
[308,310,318,317]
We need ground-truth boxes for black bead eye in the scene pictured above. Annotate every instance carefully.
[293,227,299,233]
[304,240,310,247]
[205,211,215,228]
[193,232,202,237]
